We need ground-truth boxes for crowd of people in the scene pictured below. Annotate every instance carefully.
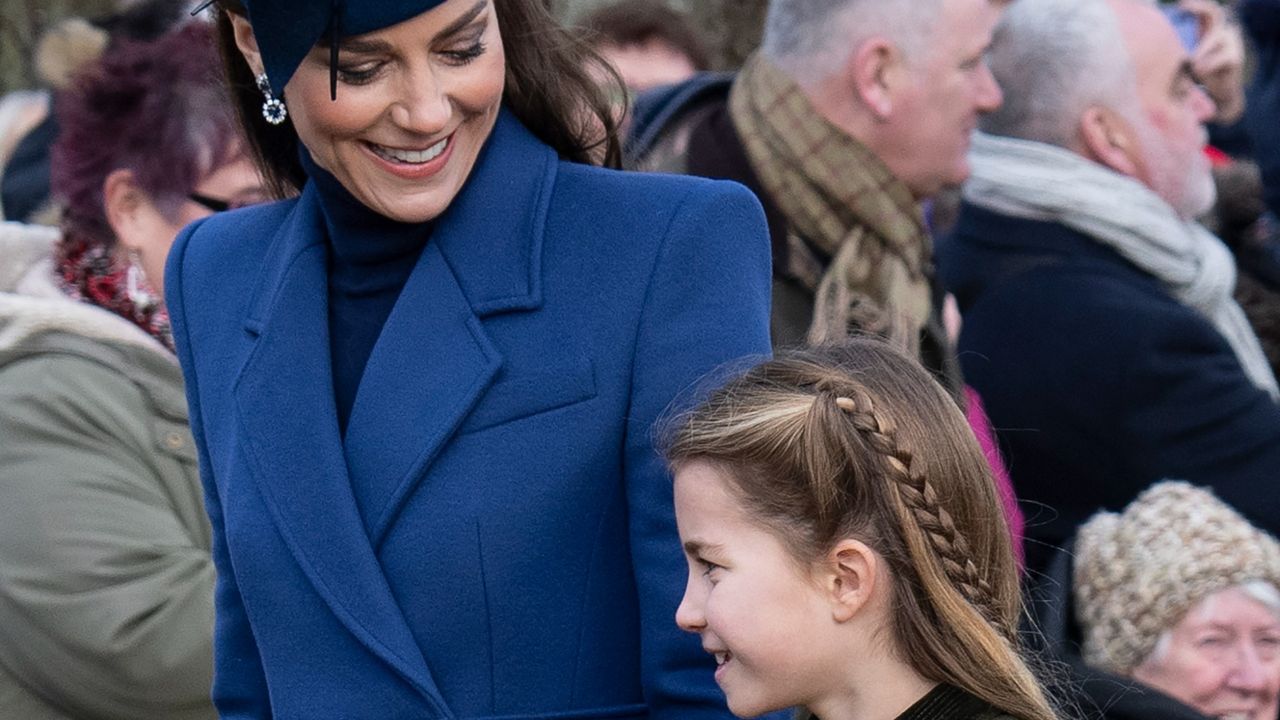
[1,0,1279,719]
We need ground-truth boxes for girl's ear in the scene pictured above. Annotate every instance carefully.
[824,539,880,623]
[228,11,266,78]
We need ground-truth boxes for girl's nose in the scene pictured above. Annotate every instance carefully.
[675,589,705,633]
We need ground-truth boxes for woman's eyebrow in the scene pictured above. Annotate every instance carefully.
[438,0,489,39]
[339,37,393,54]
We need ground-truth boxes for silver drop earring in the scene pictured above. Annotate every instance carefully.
[125,250,157,313]
[256,73,287,125]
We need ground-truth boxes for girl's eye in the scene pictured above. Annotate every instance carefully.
[442,41,486,66]
[699,559,723,578]
[337,62,385,85]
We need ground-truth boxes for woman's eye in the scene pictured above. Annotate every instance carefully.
[337,62,384,85]
[442,42,486,66]
[1196,635,1228,648]
[699,559,723,578]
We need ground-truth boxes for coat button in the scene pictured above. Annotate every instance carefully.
[164,432,186,450]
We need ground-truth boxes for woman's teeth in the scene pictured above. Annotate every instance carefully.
[715,652,730,666]
[371,138,448,164]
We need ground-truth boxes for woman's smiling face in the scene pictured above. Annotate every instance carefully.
[261,0,505,223]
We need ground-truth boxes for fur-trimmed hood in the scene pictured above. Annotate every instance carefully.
[0,221,167,357]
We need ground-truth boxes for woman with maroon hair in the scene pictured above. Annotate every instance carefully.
[0,21,264,720]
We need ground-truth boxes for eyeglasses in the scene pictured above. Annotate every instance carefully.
[188,192,260,213]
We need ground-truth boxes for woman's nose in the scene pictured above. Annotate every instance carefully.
[390,72,451,135]
[1226,644,1273,693]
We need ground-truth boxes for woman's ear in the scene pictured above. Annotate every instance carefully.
[228,11,266,78]
[103,168,147,251]
[1080,105,1143,180]
[823,538,880,623]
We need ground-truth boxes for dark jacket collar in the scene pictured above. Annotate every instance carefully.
[939,201,1161,312]
[245,108,548,331]
[626,71,735,162]
[1028,543,1213,720]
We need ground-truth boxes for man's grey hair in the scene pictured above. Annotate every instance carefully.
[761,0,944,83]
[980,0,1139,148]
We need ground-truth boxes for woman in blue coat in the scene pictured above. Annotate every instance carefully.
[164,1,773,718]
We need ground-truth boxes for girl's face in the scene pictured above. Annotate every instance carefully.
[277,0,505,223]
[673,460,846,718]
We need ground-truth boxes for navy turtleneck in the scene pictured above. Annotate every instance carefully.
[301,150,433,435]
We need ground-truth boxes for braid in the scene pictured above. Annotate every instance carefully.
[666,342,1058,720]
[832,389,1013,643]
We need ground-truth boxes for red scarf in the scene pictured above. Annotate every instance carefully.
[56,228,173,352]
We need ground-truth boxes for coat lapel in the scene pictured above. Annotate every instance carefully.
[232,187,451,716]
[344,110,558,547]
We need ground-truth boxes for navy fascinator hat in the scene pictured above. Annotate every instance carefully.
[198,0,449,99]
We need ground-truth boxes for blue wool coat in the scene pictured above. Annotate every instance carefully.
[165,112,773,719]
[939,203,1280,574]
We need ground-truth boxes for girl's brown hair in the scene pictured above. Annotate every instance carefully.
[664,338,1057,720]
[211,0,623,199]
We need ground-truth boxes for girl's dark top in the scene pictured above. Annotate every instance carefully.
[302,150,431,433]
[813,684,1019,720]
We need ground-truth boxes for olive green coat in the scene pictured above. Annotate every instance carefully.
[0,222,215,720]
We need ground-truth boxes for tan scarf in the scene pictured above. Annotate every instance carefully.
[729,53,933,354]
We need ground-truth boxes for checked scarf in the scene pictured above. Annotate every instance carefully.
[729,53,934,354]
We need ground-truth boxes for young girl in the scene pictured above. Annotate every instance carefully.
[665,339,1057,720]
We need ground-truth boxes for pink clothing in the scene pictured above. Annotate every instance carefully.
[965,386,1025,567]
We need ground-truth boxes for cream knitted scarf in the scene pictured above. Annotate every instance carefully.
[964,131,1280,400]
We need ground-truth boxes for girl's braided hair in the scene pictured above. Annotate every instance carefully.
[662,338,1056,720]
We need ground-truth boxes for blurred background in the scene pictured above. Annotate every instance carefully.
[0,0,768,94]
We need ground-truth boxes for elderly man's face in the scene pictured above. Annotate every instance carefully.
[879,0,1003,199]
[1113,0,1217,219]
[1133,586,1280,720]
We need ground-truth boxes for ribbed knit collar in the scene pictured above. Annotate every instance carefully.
[813,684,1004,720]
[896,684,999,720]
[300,147,432,273]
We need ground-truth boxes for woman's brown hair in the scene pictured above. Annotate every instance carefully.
[211,0,623,199]
[663,338,1057,720]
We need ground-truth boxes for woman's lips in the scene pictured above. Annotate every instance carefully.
[363,135,453,181]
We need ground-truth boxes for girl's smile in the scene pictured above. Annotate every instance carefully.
[674,460,845,718]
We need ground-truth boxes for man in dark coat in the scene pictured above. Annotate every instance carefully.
[939,0,1280,573]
